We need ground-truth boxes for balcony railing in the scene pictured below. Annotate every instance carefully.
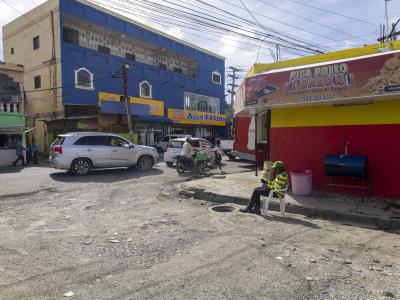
[0,102,19,113]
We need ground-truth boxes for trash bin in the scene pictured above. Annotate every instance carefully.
[290,170,313,196]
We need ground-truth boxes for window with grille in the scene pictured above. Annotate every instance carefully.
[125,52,136,61]
[33,36,40,50]
[173,67,182,74]
[63,27,79,45]
[98,45,110,54]
[74,68,94,90]
[212,71,221,84]
[34,76,41,89]
[184,92,220,113]
[139,81,152,99]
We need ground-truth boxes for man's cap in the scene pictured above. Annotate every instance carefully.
[272,161,284,168]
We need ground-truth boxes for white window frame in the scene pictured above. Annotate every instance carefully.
[211,71,222,85]
[74,67,94,90]
[139,80,152,99]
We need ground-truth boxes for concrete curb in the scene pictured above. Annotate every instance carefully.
[179,187,400,230]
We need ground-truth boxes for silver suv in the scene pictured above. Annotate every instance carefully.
[49,132,159,175]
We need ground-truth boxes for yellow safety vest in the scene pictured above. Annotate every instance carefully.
[267,171,289,198]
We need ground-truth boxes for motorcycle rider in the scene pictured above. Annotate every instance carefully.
[181,137,194,166]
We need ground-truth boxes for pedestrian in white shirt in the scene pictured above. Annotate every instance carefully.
[182,138,193,159]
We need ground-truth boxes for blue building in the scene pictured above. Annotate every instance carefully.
[3,0,226,149]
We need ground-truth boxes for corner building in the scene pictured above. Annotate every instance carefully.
[237,41,400,199]
[2,0,226,152]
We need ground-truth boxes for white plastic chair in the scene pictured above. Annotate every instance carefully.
[262,187,288,217]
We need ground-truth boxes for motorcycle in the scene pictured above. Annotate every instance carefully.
[175,150,222,177]
[175,154,195,174]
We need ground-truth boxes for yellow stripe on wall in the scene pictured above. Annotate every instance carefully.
[271,100,400,128]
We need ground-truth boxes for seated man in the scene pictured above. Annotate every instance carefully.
[240,161,289,215]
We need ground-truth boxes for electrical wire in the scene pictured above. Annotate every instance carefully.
[91,0,309,58]
[89,1,318,56]
[206,0,343,45]
[257,0,372,43]
[237,0,281,61]
[279,0,377,26]
[91,0,326,54]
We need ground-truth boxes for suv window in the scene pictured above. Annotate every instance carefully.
[200,140,213,148]
[191,140,200,147]
[74,137,88,145]
[110,136,129,147]
[88,136,110,146]
[75,136,110,146]
[52,136,65,145]
[168,141,184,148]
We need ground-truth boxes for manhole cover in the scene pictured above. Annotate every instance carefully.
[210,205,237,213]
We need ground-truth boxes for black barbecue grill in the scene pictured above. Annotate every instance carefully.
[324,155,368,179]
[324,142,369,195]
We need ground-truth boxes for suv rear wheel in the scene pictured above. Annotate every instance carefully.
[71,158,92,176]
[137,156,154,171]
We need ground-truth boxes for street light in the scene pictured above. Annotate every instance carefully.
[121,63,134,143]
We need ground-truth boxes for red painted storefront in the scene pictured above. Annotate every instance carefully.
[270,124,400,198]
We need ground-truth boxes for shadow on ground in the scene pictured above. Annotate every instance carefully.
[49,167,164,183]
[263,214,320,229]
[0,166,24,174]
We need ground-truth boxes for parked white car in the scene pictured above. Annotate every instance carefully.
[163,137,222,166]
[159,134,192,151]
[49,132,159,175]
[219,139,235,159]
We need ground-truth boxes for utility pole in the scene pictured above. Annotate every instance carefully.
[384,0,392,37]
[122,64,134,142]
[227,66,239,115]
[227,66,240,140]
[377,17,400,42]
[276,45,281,62]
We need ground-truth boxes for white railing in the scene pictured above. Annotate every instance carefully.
[0,102,19,113]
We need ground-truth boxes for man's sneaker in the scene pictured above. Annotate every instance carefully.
[239,207,250,213]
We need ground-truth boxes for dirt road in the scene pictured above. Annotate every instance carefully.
[0,160,399,299]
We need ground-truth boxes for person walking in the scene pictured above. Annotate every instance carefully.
[12,138,27,167]
[240,161,289,215]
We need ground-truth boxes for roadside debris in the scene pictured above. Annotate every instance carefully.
[63,291,74,297]
[108,239,120,243]
[84,203,96,210]
[382,291,396,298]
[211,175,226,179]
[306,276,316,281]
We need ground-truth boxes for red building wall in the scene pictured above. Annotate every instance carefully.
[269,101,400,199]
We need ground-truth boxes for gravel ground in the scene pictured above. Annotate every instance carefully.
[0,159,399,299]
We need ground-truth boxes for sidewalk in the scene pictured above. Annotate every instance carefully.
[178,172,400,230]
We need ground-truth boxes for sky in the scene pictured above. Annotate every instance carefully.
[0,0,399,82]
